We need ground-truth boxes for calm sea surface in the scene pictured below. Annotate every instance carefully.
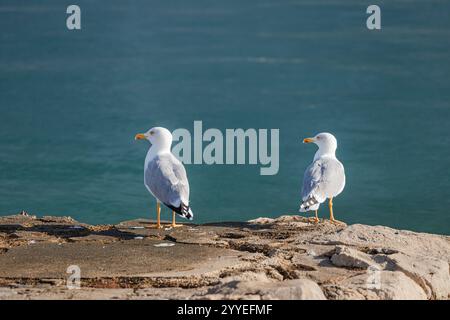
[1,0,449,234]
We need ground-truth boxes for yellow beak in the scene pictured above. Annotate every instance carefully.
[303,137,315,143]
[135,133,146,140]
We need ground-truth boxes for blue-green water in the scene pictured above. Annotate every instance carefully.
[1,0,449,234]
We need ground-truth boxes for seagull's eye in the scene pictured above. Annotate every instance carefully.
[149,131,154,135]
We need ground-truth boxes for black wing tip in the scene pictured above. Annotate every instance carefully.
[180,203,194,220]
[166,203,194,220]
[299,196,319,211]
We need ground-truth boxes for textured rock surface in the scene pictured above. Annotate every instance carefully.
[323,271,428,300]
[331,246,375,269]
[383,253,450,299]
[205,278,326,300]
[0,212,449,300]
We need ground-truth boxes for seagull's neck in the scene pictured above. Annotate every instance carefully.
[145,144,171,164]
[314,146,337,161]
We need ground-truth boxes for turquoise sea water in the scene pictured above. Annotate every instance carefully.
[1,0,449,234]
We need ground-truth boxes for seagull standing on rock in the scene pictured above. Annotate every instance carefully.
[299,132,346,224]
[135,127,193,229]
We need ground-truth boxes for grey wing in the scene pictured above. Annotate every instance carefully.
[145,154,190,208]
[301,161,325,204]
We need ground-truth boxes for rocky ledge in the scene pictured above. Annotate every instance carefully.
[0,212,449,300]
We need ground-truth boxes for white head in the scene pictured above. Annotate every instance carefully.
[303,132,338,159]
[135,127,173,152]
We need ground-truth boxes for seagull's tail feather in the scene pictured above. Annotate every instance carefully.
[166,203,194,220]
[185,206,194,220]
[299,196,319,212]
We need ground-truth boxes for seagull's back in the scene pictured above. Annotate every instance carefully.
[144,152,192,219]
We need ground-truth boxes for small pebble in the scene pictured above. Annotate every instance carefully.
[153,243,175,247]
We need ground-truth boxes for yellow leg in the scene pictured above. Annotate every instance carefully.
[155,202,162,229]
[329,198,344,225]
[313,210,319,223]
[171,211,183,228]
[306,209,319,223]
[329,198,334,220]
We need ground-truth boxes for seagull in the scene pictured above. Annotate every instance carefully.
[135,127,193,228]
[299,132,346,224]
